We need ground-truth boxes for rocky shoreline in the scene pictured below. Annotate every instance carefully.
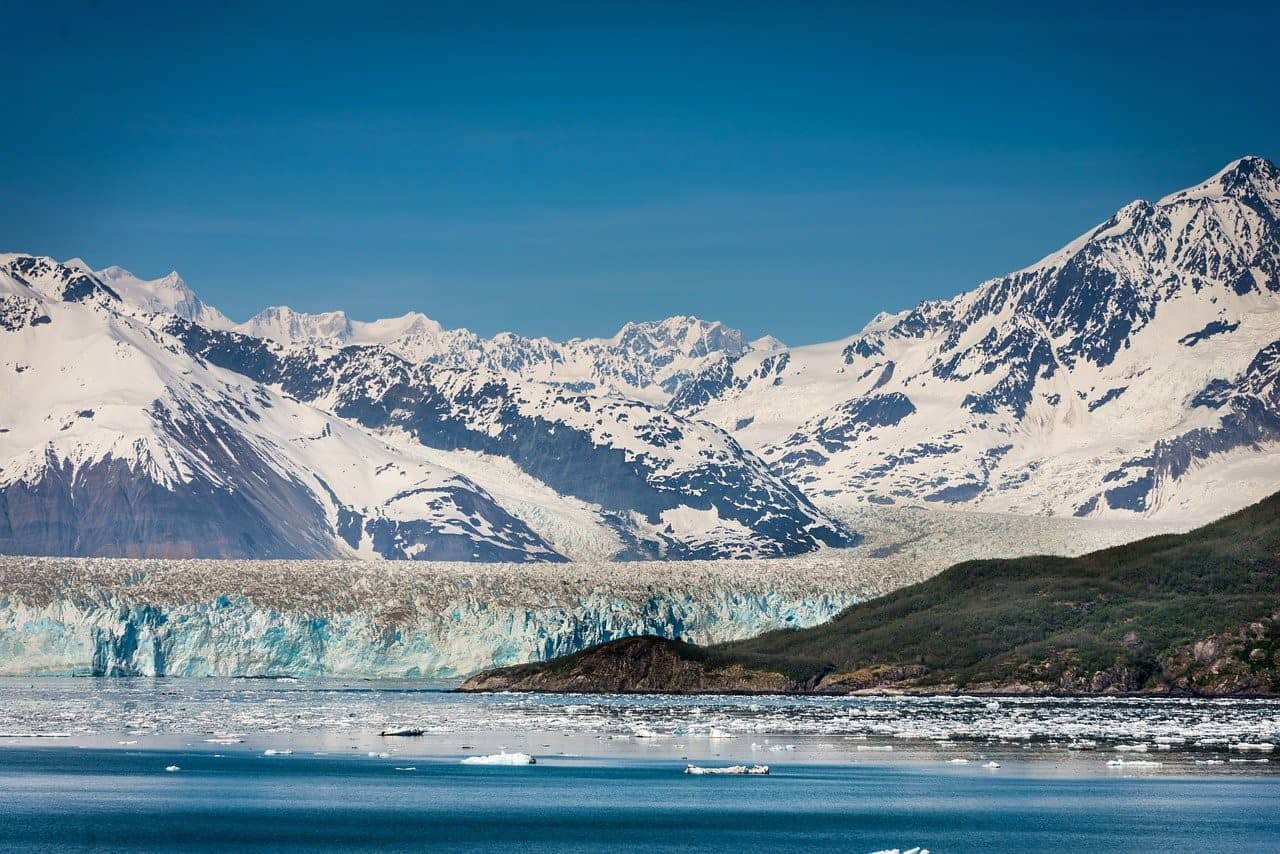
[459,613,1280,697]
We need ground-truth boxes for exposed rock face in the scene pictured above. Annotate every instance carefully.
[1157,613,1280,695]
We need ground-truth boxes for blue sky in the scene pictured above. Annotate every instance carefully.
[7,1,1277,344]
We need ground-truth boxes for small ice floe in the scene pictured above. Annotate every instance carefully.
[684,764,769,775]
[461,752,536,765]
[0,732,71,739]
[368,752,391,759]
[982,761,1000,769]
[1067,740,1098,750]
[870,848,930,854]
[263,749,293,756]
[1229,742,1275,752]
[394,766,417,772]
[1195,738,1228,747]
[118,740,139,746]
[857,745,893,752]
[379,728,425,737]
[1153,736,1186,745]
[1114,743,1149,752]
[164,765,181,773]
[1228,758,1269,764]
[204,738,243,745]
[1195,759,1225,765]
[947,758,969,764]
[706,728,736,740]
[1106,758,1161,768]
[985,701,1000,711]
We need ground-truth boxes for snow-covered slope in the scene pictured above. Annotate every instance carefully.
[674,156,1280,523]
[0,254,849,560]
[167,320,852,559]
[0,255,567,561]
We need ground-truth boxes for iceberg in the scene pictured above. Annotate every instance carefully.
[683,764,769,775]
[1106,758,1161,768]
[461,752,536,766]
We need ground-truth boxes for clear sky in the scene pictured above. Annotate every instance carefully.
[7,1,1278,344]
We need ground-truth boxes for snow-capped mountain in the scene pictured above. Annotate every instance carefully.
[7,155,1276,560]
[167,319,850,559]
[235,304,761,403]
[673,156,1280,523]
[84,262,235,331]
[0,254,849,560]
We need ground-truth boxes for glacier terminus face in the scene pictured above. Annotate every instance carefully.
[0,556,872,678]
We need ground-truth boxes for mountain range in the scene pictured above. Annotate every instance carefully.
[2,156,1278,560]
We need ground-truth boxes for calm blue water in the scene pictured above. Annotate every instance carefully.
[1,747,1278,852]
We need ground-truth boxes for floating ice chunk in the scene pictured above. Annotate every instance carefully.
[164,765,180,772]
[1195,759,1225,765]
[461,752,536,765]
[1106,758,1161,768]
[1114,743,1149,752]
[982,761,1000,769]
[118,740,139,746]
[394,767,417,771]
[263,749,293,756]
[947,758,969,764]
[706,728,736,739]
[870,848,930,854]
[684,764,769,775]
[1229,742,1274,752]
[985,701,1000,711]
[368,752,391,759]
[204,738,243,745]
[1153,736,1186,745]
[0,732,70,738]
[857,745,893,752]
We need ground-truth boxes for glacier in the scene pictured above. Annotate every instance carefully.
[0,556,875,678]
[0,506,1177,678]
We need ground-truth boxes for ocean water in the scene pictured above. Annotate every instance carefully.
[1,679,1278,852]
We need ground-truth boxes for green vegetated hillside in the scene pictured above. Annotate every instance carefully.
[461,490,1280,695]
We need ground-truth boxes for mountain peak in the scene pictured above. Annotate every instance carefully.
[1157,155,1280,207]
[237,305,353,345]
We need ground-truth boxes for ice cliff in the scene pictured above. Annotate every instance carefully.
[0,556,882,678]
